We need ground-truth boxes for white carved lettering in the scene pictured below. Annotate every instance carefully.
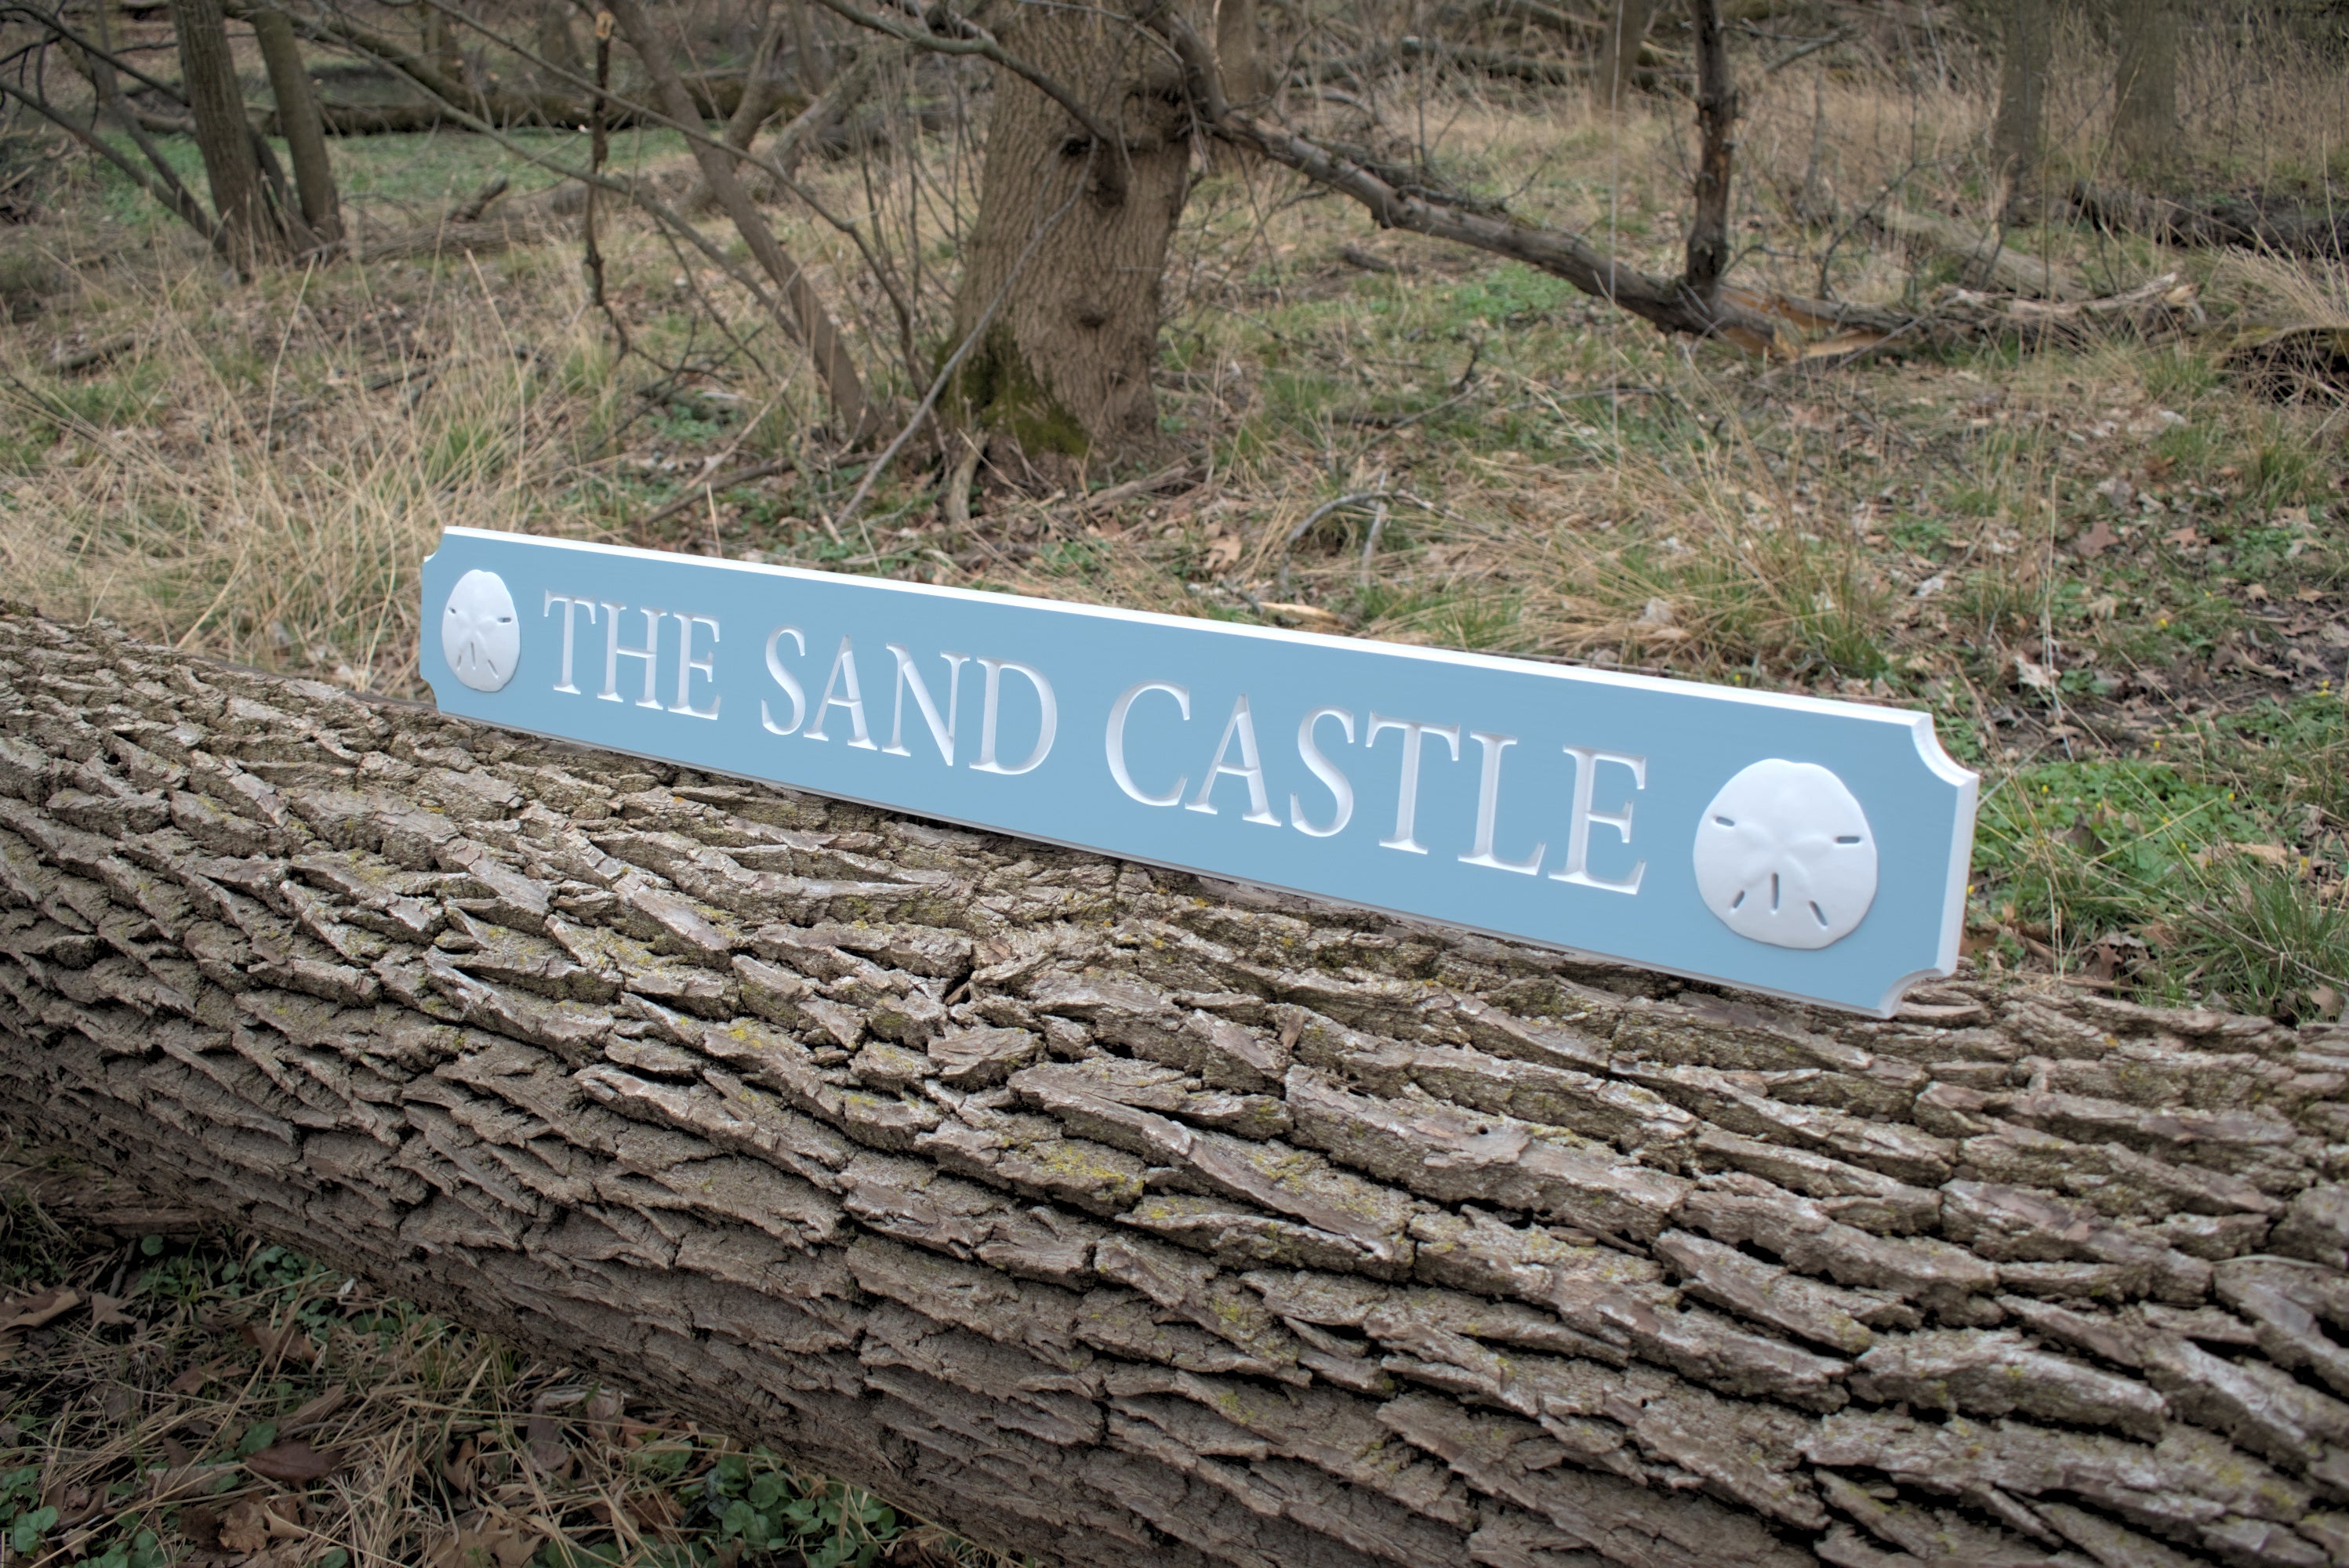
[1551,746,1646,894]
[1291,706,1355,838]
[1367,713,1461,854]
[761,627,808,735]
[543,592,598,695]
[670,614,721,720]
[1460,731,1544,874]
[971,658,1056,775]
[883,644,970,764]
[1106,681,1189,806]
[598,603,666,708]
[805,636,877,750]
[1185,694,1280,826]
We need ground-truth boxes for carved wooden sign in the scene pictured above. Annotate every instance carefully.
[423,528,1976,1014]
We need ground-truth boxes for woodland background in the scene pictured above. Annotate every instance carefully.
[0,0,2345,1561]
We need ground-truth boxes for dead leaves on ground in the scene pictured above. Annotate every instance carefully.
[523,1414,573,1479]
[0,1283,143,1364]
[2071,518,2119,559]
[189,1495,323,1567]
[425,1519,538,1568]
[244,1440,345,1484]
[0,1284,82,1356]
[241,1319,321,1367]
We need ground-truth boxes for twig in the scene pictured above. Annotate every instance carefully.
[1080,460,1201,513]
[1281,491,1394,551]
[447,174,507,224]
[1337,388,1475,430]
[635,458,797,534]
[801,0,1131,200]
[0,78,219,245]
[1763,26,1853,74]
[1358,492,1389,583]
[940,437,981,539]
[581,10,627,360]
[48,335,134,374]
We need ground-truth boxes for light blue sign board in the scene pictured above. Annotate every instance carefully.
[422,528,1975,1016]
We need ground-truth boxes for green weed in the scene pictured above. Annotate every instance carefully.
[2143,348,2219,403]
[2145,855,2349,1020]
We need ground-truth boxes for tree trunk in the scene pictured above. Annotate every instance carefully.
[2112,0,2179,176]
[1681,0,1732,312]
[78,0,221,245]
[2072,180,2348,261]
[533,0,587,91]
[167,0,285,267]
[1214,0,1263,106]
[724,2,796,154]
[2,607,2347,1568]
[788,0,829,96]
[948,2,1196,468]
[421,3,465,97]
[252,5,340,249]
[688,2,798,211]
[1989,0,2050,218]
[1596,0,1658,112]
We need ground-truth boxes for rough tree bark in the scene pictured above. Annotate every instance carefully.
[167,0,286,267]
[2112,0,2180,176]
[946,1,1197,467]
[1988,0,2050,219]
[252,5,342,250]
[3,608,2349,1568]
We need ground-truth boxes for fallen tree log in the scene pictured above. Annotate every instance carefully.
[1877,208,2086,301]
[2074,182,2349,262]
[2,605,2347,1568]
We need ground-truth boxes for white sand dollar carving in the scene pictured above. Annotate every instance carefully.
[1693,759,1878,949]
[441,569,521,693]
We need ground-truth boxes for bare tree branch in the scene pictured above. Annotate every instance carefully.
[802,0,1131,197]
[0,73,220,245]
[601,0,871,434]
[305,0,920,408]
[1148,7,1789,350]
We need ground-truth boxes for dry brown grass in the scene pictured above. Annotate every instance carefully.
[1,28,2339,690]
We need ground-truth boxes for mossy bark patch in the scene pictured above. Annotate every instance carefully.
[950,323,1091,459]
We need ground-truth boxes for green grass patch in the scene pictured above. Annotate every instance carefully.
[1974,736,2348,1018]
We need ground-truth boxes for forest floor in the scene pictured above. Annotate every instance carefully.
[0,60,2344,1567]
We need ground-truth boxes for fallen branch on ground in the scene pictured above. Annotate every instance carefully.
[1878,208,2086,301]
[2074,182,2349,262]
